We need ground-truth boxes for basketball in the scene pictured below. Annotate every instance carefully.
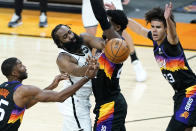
[104,38,130,64]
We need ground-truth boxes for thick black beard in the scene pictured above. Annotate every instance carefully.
[62,33,83,54]
[18,71,28,81]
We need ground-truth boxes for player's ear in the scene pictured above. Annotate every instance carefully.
[11,67,18,77]
[114,25,121,32]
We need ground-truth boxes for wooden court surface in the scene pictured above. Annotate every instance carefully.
[0,8,196,131]
[0,34,196,131]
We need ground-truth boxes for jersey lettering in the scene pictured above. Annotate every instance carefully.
[185,97,193,111]
[0,99,9,121]
[163,73,175,83]
[101,125,107,131]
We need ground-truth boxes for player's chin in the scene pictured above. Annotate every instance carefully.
[152,36,159,41]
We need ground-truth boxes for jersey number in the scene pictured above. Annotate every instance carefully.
[163,73,175,83]
[0,99,9,121]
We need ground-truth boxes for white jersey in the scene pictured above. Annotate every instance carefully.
[59,45,92,98]
[82,0,123,27]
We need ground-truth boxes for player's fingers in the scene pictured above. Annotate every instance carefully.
[165,3,168,9]
[170,2,172,8]
[122,0,130,5]
[61,73,69,80]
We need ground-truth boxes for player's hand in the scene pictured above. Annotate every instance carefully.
[55,73,69,81]
[164,2,173,20]
[46,73,69,90]
[52,73,69,86]
[85,56,99,79]
[122,0,130,5]
[104,2,116,10]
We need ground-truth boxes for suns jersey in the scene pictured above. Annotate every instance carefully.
[59,45,92,98]
[148,31,196,92]
[92,53,123,104]
[0,81,25,131]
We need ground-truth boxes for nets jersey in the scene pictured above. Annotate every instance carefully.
[59,45,92,98]
[92,53,123,104]
[0,81,25,131]
[148,31,196,92]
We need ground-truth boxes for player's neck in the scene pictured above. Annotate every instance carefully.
[157,35,166,46]
[7,76,22,83]
[64,47,83,55]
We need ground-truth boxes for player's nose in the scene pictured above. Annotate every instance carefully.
[68,33,74,40]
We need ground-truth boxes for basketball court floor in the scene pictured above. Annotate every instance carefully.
[0,7,196,131]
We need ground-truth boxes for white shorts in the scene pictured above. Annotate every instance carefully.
[82,0,123,28]
[58,96,92,131]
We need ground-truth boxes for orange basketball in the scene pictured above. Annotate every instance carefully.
[104,38,130,64]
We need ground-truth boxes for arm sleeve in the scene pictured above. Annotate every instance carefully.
[90,0,111,30]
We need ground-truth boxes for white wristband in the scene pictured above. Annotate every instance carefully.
[84,76,89,80]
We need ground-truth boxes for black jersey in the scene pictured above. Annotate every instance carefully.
[148,31,196,92]
[92,53,123,104]
[0,81,25,131]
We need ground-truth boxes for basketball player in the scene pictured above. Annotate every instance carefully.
[51,7,130,130]
[0,57,98,131]
[51,24,106,131]
[89,0,130,130]
[82,0,147,82]
[121,2,196,131]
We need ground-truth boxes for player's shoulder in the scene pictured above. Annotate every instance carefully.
[57,52,77,64]
[14,84,28,96]
[58,51,70,58]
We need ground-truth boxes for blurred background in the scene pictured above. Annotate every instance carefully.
[0,0,196,22]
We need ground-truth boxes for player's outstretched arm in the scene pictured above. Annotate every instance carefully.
[25,74,69,108]
[104,2,149,38]
[80,33,105,50]
[90,0,121,40]
[164,2,178,45]
[14,59,98,109]
[127,18,149,38]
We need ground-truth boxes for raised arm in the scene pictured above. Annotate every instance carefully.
[164,2,178,45]
[122,0,130,5]
[104,2,149,38]
[127,18,149,38]
[80,33,105,50]
[56,53,88,77]
[90,0,121,39]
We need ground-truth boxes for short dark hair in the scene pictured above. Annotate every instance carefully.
[106,10,128,31]
[51,24,71,48]
[1,57,18,77]
[145,7,175,28]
